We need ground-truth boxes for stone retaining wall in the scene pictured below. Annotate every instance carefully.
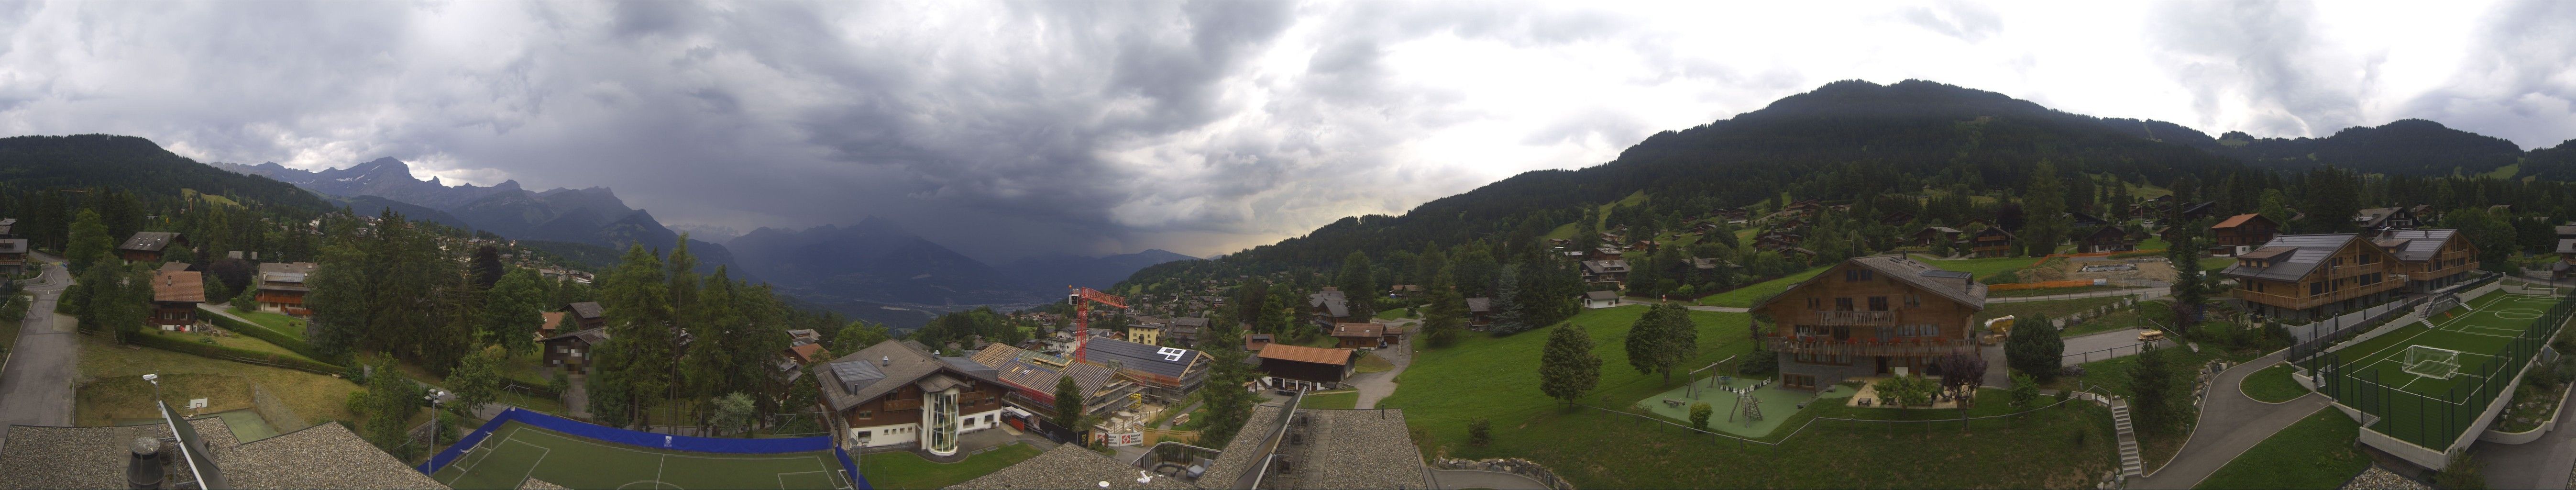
[1432,457,1576,490]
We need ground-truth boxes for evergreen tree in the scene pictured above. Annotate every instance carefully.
[2005,313,2065,382]
[1337,251,1378,319]
[1052,376,1085,429]
[1421,265,1468,347]
[1537,323,1600,406]
[1489,264,1528,334]
[596,243,675,426]
[2257,189,2293,226]
[470,245,506,290]
[361,363,422,449]
[2021,161,2069,257]
[2166,223,2210,326]
[2300,167,2362,233]
[65,209,112,272]
[2130,343,2176,427]
[1195,321,1259,447]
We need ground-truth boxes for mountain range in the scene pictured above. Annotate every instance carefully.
[217,158,1196,325]
[1131,79,2576,284]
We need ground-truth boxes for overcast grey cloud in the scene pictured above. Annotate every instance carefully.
[0,1,2571,260]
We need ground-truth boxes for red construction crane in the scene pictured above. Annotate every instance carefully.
[1068,286,1128,363]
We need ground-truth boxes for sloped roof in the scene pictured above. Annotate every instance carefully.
[152,270,205,303]
[2556,225,2576,237]
[257,262,318,275]
[119,231,182,252]
[1585,290,1619,300]
[2212,213,2266,229]
[2560,238,2576,255]
[1464,297,1492,313]
[1257,344,1355,366]
[813,339,1004,411]
[1081,337,1204,380]
[788,344,827,364]
[2220,234,2359,281]
[0,238,22,254]
[564,301,604,319]
[2377,229,2465,262]
[1754,255,1987,311]
[539,312,564,332]
[540,326,610,345]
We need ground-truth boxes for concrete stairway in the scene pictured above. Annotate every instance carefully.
[2112,398,2144,478]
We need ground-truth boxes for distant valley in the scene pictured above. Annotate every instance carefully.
[218,159,1195,327]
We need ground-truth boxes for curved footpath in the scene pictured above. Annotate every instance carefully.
[2128,350,2329,489]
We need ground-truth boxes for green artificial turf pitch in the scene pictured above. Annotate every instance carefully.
[2320,291,2563,447]
[429,422,856,490]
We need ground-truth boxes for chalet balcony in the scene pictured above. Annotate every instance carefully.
[1803,310,1897,326]
[2230,279,2405,310]
[1766,335,1978,358]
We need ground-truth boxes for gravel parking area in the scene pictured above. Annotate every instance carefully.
[2339,467,2431,490]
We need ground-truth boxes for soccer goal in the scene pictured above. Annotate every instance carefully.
[2422,293,2462,317]
[2525,286,2562,297]
[2403,345,2466,380]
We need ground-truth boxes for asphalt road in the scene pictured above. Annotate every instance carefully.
[0,257,78,455]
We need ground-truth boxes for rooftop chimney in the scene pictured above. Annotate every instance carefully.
[881,356,891,367]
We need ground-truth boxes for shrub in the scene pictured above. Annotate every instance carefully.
[1467,419,1493,446]
[1871,376,1937,408]
[2436,451,2486,490]
[2529,363,2564,392]
[2010,373,2041,410]
[1688,402,1714,430]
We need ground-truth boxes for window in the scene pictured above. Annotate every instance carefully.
[1859,269,1875,281]
[1904,293,1921,308]
[1868,297,1889,311]
[859,411,873,418]
[1832,326,1851,341]
[2310,281,2324,296]
[1807,297,1822,310]
[2358,254,2374,265]
[1875,327,1895,342]
[1835,298,1855,311]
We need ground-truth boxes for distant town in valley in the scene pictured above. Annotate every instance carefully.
[4,2,2575,490]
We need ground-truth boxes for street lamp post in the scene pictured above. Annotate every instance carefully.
[424,389,450,446]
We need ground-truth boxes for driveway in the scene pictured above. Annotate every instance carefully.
[2129,350,2328,489]
[0,257,78,455]
[1348,318,1416,409]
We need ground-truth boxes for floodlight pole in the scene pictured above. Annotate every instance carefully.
[425,389,449,446]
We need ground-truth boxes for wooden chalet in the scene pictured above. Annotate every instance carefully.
[2219,234,2405,322]
[1464,297,1494,328]
[560,301,607,330]
[1753,256,1987,390]
[2067,212,2111,229]
[1253,344,1358,392]
[1968,227,2016,258]
[253,262,318,316]
[0,238,26,275]
[2556,224,2576,279]
[2354,207,2422,232]
[1307,288,1353,328]
[2176,201,2218,221]
[2078,226,2136,253]
[149,269,205,330]
[2373,229,2479,293]
[1582,259,1630,287]
[542,327,610,375]
[1881,211,1917,226]
[118,232,187,263]
[1330,322,1390,349]
[1165,317,1208,346]
[2208,213,2281,251]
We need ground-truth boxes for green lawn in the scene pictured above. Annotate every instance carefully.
[2197,256,2236,271]
[2058,344,2233,470]
[1302,390,1360,410]
[1374,307,1417,320]
[233,310,308,340]
[74,330,364,429]
[1910,254,2046,281]
[1378,305,2115,488]
[0,317,19,354]
[141,328,319,362]
[2194,407,2368,490]
[1541,222,1579,241]
[858,443,1044,490]
[2137,237,2172,251]
[1695,266,1829,308]
[2240,363,2309,403]
[1974,296,2125,324]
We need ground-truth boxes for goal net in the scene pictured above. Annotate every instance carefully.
[2403,345,2464,380]
[2423,294,2462,317]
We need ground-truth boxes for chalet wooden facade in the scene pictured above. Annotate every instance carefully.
[1911,226,1962,247]
[1253,344,1358,391]
[2219,234,2408,322]
[2354,207,2422,232]
[560,301,607,330]
[149,270,205,330]
[254,262,318,316]
[2375,229,2480,293]
[1331,322,1388,349]
[2079,226,2136,253]
[2209,213,2281,251]
[0,238,26,275]
[541,327,609,375]
[1753,256,1987,390]
[1968,227,2015,258]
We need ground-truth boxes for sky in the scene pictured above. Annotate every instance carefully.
[1,1,2571,261]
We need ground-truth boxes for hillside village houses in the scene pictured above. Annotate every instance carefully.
[1251,343,1358,392]
[0,237,24,275]
[149,267,206,331]
[1754,255,1987,390]
[253,261,318,316]
[2208,213,2282,255]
